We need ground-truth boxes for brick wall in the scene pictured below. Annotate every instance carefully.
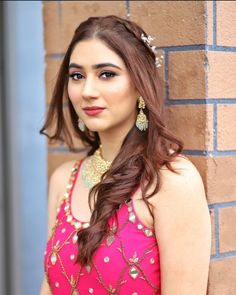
[43,1,236,293]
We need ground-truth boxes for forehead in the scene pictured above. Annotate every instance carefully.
[70,39,125,68]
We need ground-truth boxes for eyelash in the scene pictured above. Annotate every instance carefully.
[69,71,116,81]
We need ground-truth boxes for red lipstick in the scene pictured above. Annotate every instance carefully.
[82,106,105,116]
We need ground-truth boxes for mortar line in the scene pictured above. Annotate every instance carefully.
[213,103,217,151]
[125,0,131,19]
[213,0,217,46]
[166,98,236,105]
[156,45,206,51]
[204,0,208,47]
[48,148,236,156]
[208,201,236,209]
[46,46,236,60]
[211,251,236,260]
[182,150,236,156]
[207,45,236,52]
[155,45,236,52]
[164,49,169,101]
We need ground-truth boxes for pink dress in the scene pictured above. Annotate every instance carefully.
[44,160,161,294]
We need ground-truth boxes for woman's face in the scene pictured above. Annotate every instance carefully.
[68,38,139,135]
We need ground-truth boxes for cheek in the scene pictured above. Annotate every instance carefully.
[67,82,81,104]
[103,81,136,108]
[107,96,137,119]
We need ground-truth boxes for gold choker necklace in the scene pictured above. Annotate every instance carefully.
[81,145,112,189]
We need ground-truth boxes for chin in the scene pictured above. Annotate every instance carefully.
[85,125,108,133]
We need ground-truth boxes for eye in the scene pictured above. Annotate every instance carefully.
[69,73,83,81]
[100,71,116,79]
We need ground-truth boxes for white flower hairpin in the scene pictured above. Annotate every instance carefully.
[141,33,164,68]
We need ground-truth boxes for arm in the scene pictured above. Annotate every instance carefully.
[39,160,76,295]
[39,277,51,295]
[152,156,211,295]
[39,168,60,295]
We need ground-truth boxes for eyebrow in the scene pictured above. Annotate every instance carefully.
[68,62,122,71]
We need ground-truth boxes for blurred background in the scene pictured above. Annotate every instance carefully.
[0,1,236,295]
[0,1,47,295]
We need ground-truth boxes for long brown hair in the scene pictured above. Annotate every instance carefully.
[40,15,184,266]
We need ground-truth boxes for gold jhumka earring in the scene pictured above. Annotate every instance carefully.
[136,96,148,131]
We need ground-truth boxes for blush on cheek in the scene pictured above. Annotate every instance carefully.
[67,89,78,103]
[68,81,78,95]
[101,78,130,98]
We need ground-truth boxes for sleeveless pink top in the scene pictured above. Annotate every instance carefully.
[44,160,161,294]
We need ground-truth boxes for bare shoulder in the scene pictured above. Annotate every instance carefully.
[159,154,205,199]
[50,160,78,195]
[149,154,207,214]
[46,159,79,237]
[48,159,80,212]
[152,154,211,294]
[161,153,202,178]
[150,152,210,233]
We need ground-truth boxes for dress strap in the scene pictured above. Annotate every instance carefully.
[61,159,91,229]
[68,159,83,201]
[60,159,83,202]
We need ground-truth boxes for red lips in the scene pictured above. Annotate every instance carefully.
[82,106,105,116]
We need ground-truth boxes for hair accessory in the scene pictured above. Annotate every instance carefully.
[81,145,112,189]
[136,96,148,131]
[141,33,163,68]
[78,118,85,132]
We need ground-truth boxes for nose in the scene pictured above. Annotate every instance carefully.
[81,76,99,99]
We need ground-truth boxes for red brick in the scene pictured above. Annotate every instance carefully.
[208,256,236,295]
[219,206,236,252]
[60,1,126,53]
[217,104,236,151]
[131,1,205,47]
[43,2,63,54]
[43,1,126,54]
[186,156,236,204]
[217,1,236,47]
[210,208,216,256]
[165,104,213,150]
[45,57,62,104]
[206,1,214,45]
[156,50,165,100]
[186,155,208,192]
[206,156,236,204]
[207,52,236,99]
[168,51,206,99]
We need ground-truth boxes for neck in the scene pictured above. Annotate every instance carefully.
[98,126,132,162]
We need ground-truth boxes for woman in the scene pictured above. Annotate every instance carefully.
[40,15,211,295]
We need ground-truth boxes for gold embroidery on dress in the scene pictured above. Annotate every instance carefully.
[45,160,160,294]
